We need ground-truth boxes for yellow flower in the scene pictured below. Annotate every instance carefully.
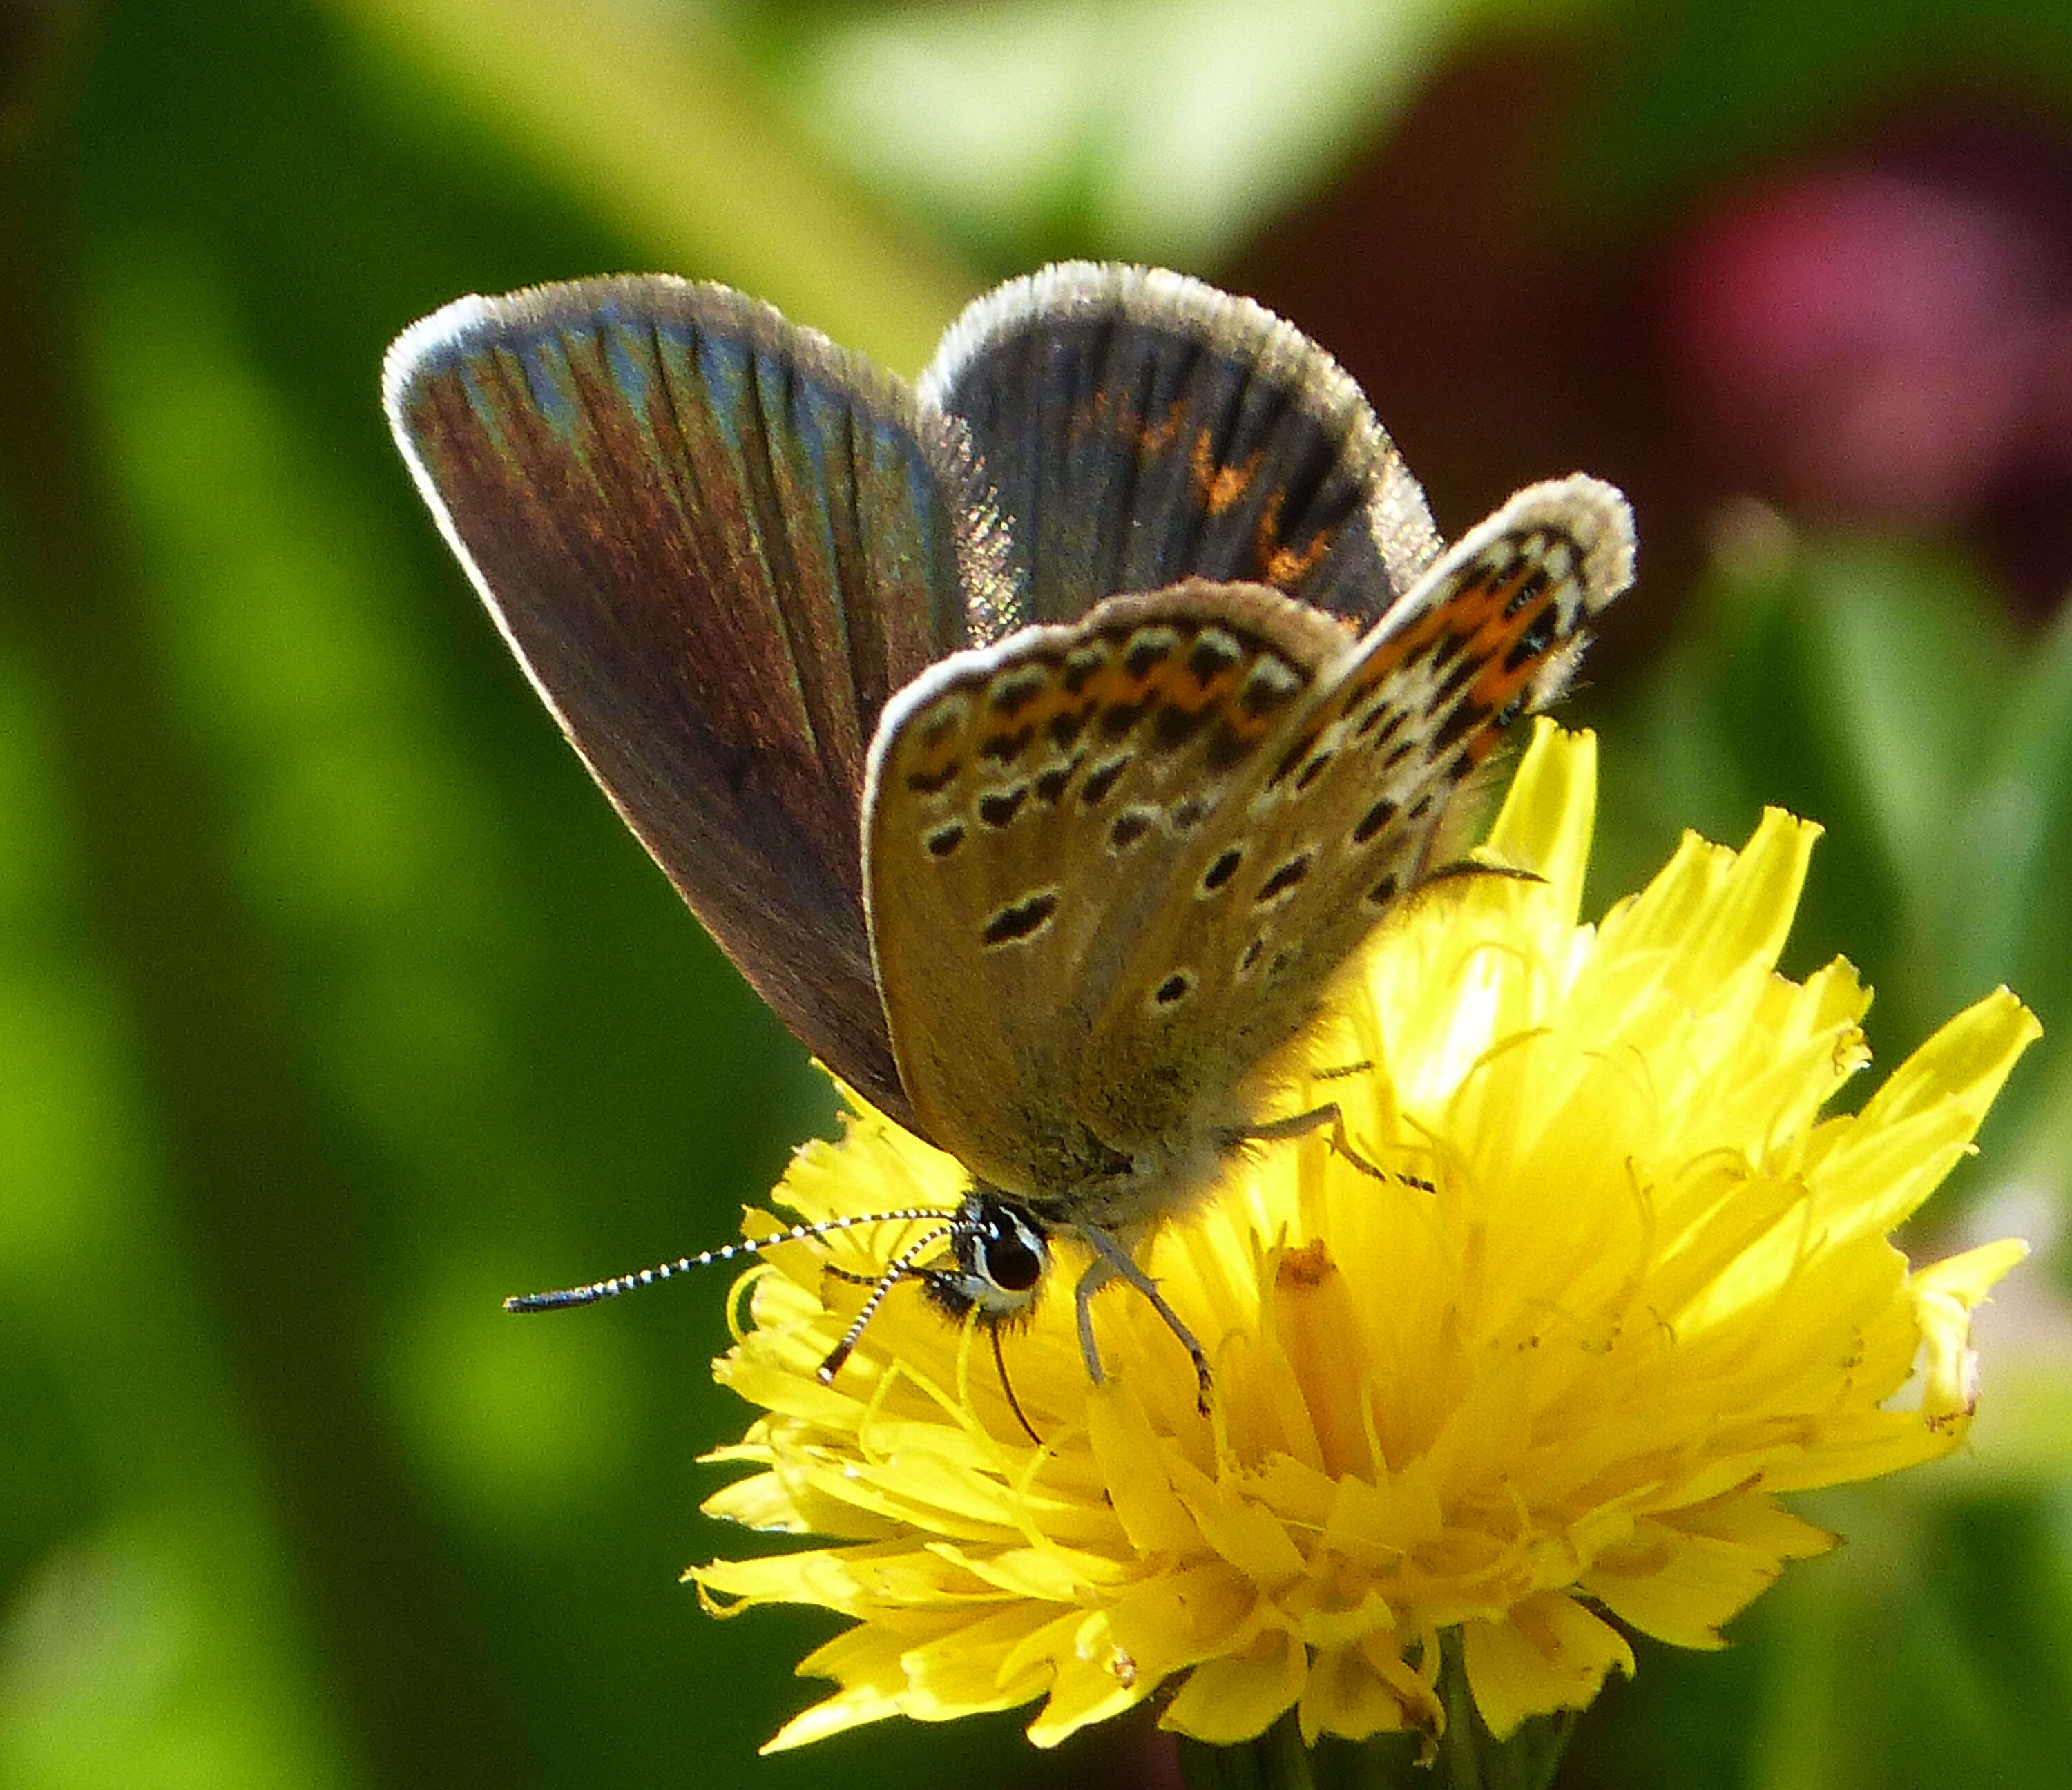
[693,722,2035,1753]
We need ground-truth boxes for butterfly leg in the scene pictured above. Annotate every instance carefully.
[1073,1226,1214,1413]
[1237,1104,1435,1194]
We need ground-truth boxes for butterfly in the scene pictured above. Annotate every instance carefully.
[383,262,1634,1407]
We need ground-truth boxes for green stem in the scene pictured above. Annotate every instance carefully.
[1175,1632,1578,1790]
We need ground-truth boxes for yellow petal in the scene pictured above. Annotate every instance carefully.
[1463,1593,1635,1737]
[1161,1623,1309,1744]
[1479,719,1597,912]
[1297,1637,1420,1743]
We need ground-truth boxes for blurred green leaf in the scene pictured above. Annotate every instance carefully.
[1598,528,2015,1055]
[332,0,977,366]
[1739,1483,2072,1790]
[763,0,1586,270]
[1573,0,2072,224]
[1948,606,2072,1186]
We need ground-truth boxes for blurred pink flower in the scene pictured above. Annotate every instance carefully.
[1664,164,2072,528]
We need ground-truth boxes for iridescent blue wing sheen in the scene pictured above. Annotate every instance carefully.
[919,262,1443,635]
[385,275,1004,1131]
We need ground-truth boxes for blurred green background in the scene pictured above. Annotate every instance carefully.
[5,2,2072,1787]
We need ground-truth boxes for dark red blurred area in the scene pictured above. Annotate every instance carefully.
[1236,44,2072,624]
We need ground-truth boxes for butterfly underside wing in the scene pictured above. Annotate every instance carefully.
[384,276,1006,1129]
[923,262,1444,634]
[863,477,1634,1223]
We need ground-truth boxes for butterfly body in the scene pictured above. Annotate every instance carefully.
[385,262,1635,1396]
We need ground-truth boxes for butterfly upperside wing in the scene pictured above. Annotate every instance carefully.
[385,275,1003,1128]
[1070,477,1637,1144]
[861,581,1355,1195]
[920,262,1442,634]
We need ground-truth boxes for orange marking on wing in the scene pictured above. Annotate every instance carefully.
[1443,569,1576,766]
[1323,561,1572,760]
[1377,564,1533,670]
[1190,429,1264,515]
[1009,682,1089,742]
[1066,387,1112,443]
[1088,644,1210,714]
[1254,490,1331,588]
[1135,397,1184,456]
[1263,537,1330,588]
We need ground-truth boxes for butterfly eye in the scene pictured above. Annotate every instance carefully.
[975,1214,1046,1295]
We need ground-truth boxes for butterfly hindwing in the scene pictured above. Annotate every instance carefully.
[921,262,1442,635]
[385,276,999,1128]
[1070,477,1637,1142]
[861,582,1355,1193]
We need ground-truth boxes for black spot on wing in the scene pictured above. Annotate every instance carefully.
[1034,759,1079,805]
[979,786,1028,827]
[1432,654,1479,708]
[1124,630,1176,679]
[1354,700,1399,743]
[1294,750,1335,792]
[906,761,960,795]
[1204,724,1256,776]
[1504,614,1557,673]
[1099,698,1151,740]
[1240,660,1304,718]
[1049,707,1090,750]
[1505,567,1551,617]
[1062,648,1104,695]
[1152,702,1211,752]
[990,668,1048,716]
[1188,631,1243,684]
[983,890,1058,945]
[1082,756,1131,806]
[1352,797,1397,845]
[1431,702,1482,754]
[979,723,1035,762]
[1109,809,1156,851]
[1200,846,1243,894]
[1256,853,1312,904]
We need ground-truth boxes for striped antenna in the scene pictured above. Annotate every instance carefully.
[815,1224,954,1383]
[503,1207,955,1312]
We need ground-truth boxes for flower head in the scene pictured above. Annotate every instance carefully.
[693,722,2034,1752]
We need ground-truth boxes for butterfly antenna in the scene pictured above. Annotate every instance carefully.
[816,1224,952,1383]
[503,1207,954,1312]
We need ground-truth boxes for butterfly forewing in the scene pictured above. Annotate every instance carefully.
[385,276,1001,1128]
[922,263,1442,635]
[1069,477,1637,1133]
[861,582,1355,1193]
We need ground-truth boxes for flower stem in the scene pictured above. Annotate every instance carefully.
[1173,1633,1577,1790]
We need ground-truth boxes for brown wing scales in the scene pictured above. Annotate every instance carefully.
[386,277,994,1129]
[863,582,1353,1194]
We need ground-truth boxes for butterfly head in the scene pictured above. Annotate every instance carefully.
[802,1187,1046,1387]
[918,1189,1052,1325]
